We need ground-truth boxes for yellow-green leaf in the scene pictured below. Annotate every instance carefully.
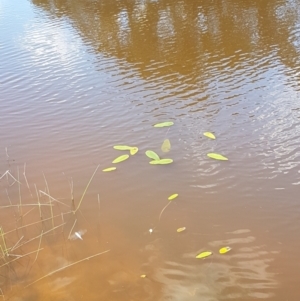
[112,154,130,163]
[145,150,160,161]
[168,193,178,200]
[140,274,146,278]
[203,132,216,140]
[102,167,116,172]
[153,121,174,128]
[177,227,186,233]
[130,147,138,155]
[219,246,231,254]
[196,251,213,259]
[161,139,171,152]
[113,145,133,151]
[207,153,228,161]
[149,159,173,165]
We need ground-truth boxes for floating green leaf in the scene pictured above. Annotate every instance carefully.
[113,145,133,150]
[130,147,138,155]
[102,167,116,172]
[168,193,178,200]
[207,153,228,161]
[153,121,174,128]
[161,139,171,152]
[112,154,130,163]
[196,251,213,259]
[203,132,216,140]
[145,150,160,161]
[177,227,186,233]
[149,159,173,165]
[219,246,231,254]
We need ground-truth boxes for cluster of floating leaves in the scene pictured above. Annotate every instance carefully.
[101,122,231,269]
[103,122,175,171]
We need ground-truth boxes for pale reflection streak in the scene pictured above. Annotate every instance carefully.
[20,19,81,69]
[117,10,131,48]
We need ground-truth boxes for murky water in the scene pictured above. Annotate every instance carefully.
[1,0,300,299]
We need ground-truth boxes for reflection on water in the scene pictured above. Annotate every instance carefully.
[1,0,300,299]
[154,231,277,301]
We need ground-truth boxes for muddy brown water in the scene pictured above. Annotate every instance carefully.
[1,0,300,299]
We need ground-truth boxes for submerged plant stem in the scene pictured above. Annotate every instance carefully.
[159,201,171,221]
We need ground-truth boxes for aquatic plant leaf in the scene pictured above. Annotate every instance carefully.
[130,147,138,155]
[102,167,116,172]
[149,159,173,165]
[161,139,171,152]
[153,121,174,128]
[177,227,186,233]
[112,154,130,163]
[145,150,160,161]
[113,145,133,150]
[140,274,146,278]
[168,194,178,200]
[203,132,216,140]
[196,251,213,259]
[207,153,228,161]
[219,246,231,254]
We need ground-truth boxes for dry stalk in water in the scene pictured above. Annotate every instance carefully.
[74,165,100,213]
[25,249,110,288]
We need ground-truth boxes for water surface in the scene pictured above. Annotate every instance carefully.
[1,0,300,300]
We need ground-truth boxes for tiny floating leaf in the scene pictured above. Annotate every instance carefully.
[203,132,216,140]
[145,150,160,161]
[161,139,171,152]
[113,145,133,151]
[140,274,146,278]
[153,121,174,128]
[219,246,231,254]
[177,227,186,233]
[149,159,173,165]
[168,194,178,201]
[196,251,213,259]
[112,154,130,163]
[102,167,116,172]
[207,153,228,161]
[130,147,138,155]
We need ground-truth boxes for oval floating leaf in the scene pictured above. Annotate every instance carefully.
[203,132,216,140]
[130,147,138,155]
[145,150,160,161]
[161,139,171,152]
[149,159,173,165]
[168,194,178,201]
[207,153,228,161]
[219,246,231,254]
[113,145,133,151]
[112,154,130,163]
[102,167,116,172]
[153,121,174,128]
[196,251,213,259]
[177,227,186,233]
